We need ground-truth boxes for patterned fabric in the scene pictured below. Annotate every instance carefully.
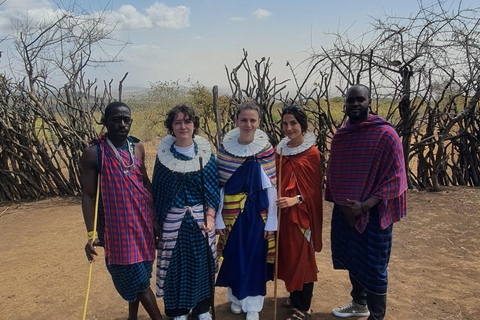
[217,194,275,264]
[216,156,274,300]
[156,205,216,310]
[152,141,219,225]
[151,136,220,311]
[105,258,153,302]
[92,135,155,265]
[331,204,392,295]
[95,137,139,246]
[217,193,246,256]
[218,143,276,188]
[217,142,277,264]
[276,145,323,292]
[325,115,407,233]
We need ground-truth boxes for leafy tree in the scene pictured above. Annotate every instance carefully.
[127,80,190,141]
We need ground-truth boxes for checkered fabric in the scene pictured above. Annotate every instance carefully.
[105,258,153,302]
[152,142,220,225]
[331,204,392,295]
[156,205,217,298]
[94,135,155,264]
[161,207,215,310]
[325,115,407,233]
[151,138,219,310]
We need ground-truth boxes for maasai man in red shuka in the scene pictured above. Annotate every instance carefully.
[325,85,407,320]
[81,102,163,320]
[275,105,323,320]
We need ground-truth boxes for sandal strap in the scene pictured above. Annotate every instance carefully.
[286,310,310,320]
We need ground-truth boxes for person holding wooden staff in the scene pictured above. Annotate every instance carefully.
[275,105,323,320]
[215,101,277,320]
[81,101,163,320]
[152,104,220,320]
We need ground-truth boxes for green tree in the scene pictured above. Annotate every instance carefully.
[127,80,190,141]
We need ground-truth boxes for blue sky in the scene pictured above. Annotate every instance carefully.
[1,0,478,92]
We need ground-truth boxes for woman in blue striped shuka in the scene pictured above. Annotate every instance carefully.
[152,104,220,320]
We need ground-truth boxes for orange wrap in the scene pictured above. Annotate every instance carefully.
[276,145,323,292]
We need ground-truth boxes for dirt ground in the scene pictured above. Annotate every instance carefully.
[1,186,479,320]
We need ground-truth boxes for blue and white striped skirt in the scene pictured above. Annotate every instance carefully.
[156,204,217,310]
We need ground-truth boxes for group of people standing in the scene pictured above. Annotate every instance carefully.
[81,84,407,320]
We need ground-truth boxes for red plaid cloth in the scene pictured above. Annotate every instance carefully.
[96,135,155,265]
[325,115,407,233]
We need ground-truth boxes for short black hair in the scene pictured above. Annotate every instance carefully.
[346,84,371,99]
[102,101,131,124]
[282,105,308,133]
[164,104,200,137]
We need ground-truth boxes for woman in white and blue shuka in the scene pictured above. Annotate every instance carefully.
[152,104,220,320]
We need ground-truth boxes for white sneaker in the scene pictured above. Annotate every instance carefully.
[332,301,370,318]
[246,311,259,320]
[174,315,188,320]
[198,311,212,320]
[230,302,242,314]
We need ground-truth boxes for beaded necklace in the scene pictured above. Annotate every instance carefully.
[106,137,135,174]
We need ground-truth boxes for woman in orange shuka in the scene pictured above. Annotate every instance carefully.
[275,105,323,320]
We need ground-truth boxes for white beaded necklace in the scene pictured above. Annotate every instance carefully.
[106,137,135,174]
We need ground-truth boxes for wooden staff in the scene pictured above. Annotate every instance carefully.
[273,148,283,320]
[212,85,223,149]
[83,174,100,320]
[200,157,216,319]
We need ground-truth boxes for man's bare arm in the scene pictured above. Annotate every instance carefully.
[80,146,100,261]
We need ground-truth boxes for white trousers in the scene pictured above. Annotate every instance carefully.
[227,287,264,312]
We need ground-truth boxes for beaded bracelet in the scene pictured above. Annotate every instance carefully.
[87,231,98,241]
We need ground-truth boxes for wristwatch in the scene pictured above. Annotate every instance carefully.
[297,195,303,204]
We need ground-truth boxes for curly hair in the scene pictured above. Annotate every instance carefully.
[164,104,200,137]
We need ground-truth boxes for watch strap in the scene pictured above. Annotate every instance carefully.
[297,195,303,204]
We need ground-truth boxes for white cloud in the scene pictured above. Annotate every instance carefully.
[0,6,65,36]
[146,2,190,29]
[2,0,53,10]
[114,2,190,30]
[253,9,272,20]
[116,5,153,29]
[230,17,245,21]
[0,1,190,36]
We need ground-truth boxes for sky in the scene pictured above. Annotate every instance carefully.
[0,0,478,94]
